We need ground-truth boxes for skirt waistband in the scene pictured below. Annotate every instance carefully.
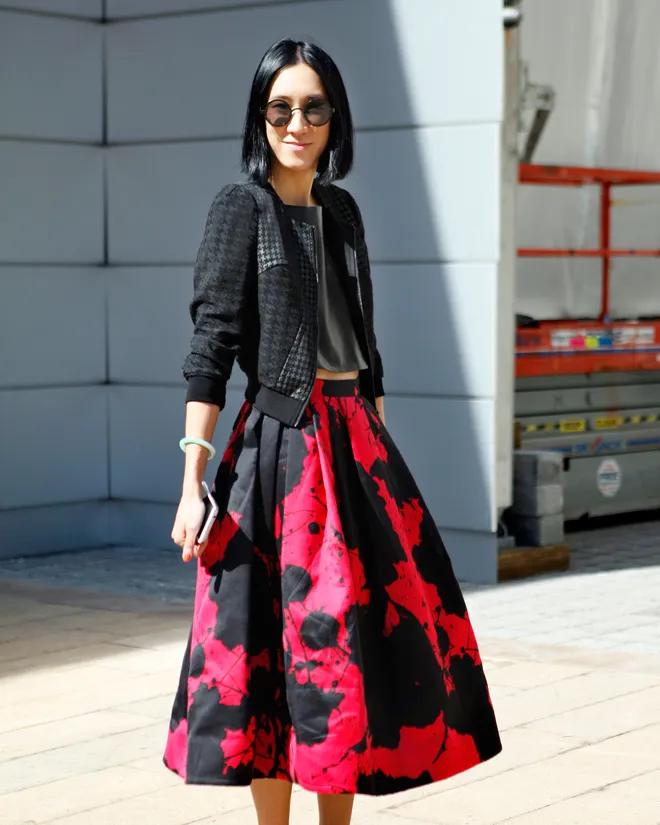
[317,377,360,397]
[249,377,361,425]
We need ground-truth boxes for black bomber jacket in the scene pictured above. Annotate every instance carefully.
[183,179,385,427]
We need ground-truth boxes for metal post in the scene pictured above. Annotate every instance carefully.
[495,0,522,515]
[600,182,612,322]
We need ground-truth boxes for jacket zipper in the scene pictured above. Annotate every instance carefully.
[294,224,321,427]
[353,228,377,403]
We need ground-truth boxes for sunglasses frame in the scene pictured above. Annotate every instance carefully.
[262,99,335,128]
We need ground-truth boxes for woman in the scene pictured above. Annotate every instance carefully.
[165,38,501,825]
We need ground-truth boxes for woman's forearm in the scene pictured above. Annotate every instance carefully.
[181,401,220,496]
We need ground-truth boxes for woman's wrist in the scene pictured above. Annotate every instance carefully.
[181,478,204,497]
[181,444,209,497]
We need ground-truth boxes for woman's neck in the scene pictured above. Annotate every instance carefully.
[268,166,318,206]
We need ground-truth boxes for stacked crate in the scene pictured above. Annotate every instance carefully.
[499,450,569,581]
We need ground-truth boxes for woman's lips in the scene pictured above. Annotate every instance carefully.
[285,142,311,151]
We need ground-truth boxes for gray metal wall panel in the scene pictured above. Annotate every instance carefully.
[109,386,245,502]
[0,387,108,509]
[348,125,500,264]
[106,126,499,265]
[0,267,106,388]
[109,501,179,551]
[0,142,104,264]
[0,12,102,141]
[105,0,501,142]
[385,396,495,533]
[375,263,497,399]
[106,142,241,265]
[438,529,498,585]
[107,267,191,386]
[107,266,249,391]
[0,502,109,560]
[0,0,102,17]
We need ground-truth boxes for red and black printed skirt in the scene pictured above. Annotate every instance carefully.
[164,378,502,796]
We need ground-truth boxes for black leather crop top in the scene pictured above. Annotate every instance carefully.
[285,204,368,373]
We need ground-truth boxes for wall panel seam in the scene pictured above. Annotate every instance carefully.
[0,263,105,268]
[0,137,102,147]
[107,0,328,25]
[105,259,499,267]
[0,383,107,392]
[104,383,494,401]
[0,498,110,513]
[103,121,500,148]
[100,260,498,268]
[0,6,102,22]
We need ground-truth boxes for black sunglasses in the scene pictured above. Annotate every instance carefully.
[263,98,335,128]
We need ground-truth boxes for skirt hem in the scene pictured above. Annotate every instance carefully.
[164,743,503,796]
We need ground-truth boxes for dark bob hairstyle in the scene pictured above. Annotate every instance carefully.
[241,39,354,185]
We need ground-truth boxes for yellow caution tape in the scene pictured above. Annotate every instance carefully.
[595,416,625,430]
[520,412,659,434]
[560,419,586,433]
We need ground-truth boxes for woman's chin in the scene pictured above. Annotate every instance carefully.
[275,155,318,174]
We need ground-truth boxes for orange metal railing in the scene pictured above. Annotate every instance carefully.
[516,164,660,378]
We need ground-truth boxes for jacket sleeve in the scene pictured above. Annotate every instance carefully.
[344,190,385,397]
[183,184,258,409]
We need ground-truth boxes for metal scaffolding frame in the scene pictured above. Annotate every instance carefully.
[516,163,660,378]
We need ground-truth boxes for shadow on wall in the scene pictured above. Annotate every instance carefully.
[342,2,497,580]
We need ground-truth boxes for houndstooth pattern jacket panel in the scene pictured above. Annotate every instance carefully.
[183,184,259,406]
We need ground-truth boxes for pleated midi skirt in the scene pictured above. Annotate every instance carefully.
[164,378,502,795]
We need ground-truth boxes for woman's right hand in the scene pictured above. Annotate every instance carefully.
[171,492,207,563]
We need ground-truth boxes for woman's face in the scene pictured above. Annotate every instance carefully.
[265,63,332,176]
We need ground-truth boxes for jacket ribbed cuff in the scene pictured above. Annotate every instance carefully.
[185,376,227,409]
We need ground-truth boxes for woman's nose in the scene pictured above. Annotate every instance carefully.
[287,109,307,133]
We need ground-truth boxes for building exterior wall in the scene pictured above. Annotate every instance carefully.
[0,0,505,583]
[0,4,108,556]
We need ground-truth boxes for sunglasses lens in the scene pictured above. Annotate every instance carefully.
[265,102,291,127]
[305,100,333,126]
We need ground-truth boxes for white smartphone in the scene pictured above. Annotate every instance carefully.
[196,480,219,545]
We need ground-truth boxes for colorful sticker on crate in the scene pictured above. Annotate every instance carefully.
[550,330,573,348]
[550,326,656,351]
[596,458,622,498]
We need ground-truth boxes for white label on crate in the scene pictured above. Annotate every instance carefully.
[597,458,622,498]
[551,330,573,348]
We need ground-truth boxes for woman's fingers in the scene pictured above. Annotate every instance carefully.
[193,537,209,558]
[182,528,196,562]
